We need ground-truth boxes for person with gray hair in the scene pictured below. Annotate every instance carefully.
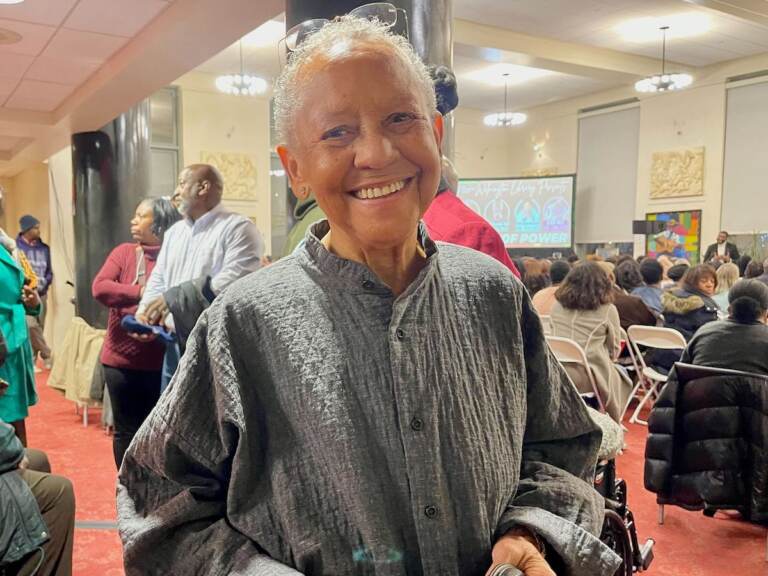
[118,16,618,576]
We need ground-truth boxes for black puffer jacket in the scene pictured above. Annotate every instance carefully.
[644,363,768,523]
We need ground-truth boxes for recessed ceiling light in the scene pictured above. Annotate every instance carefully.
[242,20,285,48]
[615,12,711,42]
[0,28,22,45]
[465,63,551,87]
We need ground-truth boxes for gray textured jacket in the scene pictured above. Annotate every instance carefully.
[118,222,620,576]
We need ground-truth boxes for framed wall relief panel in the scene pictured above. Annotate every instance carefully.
[649,147,704,199]
[200,151,258,201]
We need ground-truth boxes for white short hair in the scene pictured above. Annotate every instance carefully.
[273,15,437,145]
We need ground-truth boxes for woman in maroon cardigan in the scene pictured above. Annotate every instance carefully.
[92,198,180,468]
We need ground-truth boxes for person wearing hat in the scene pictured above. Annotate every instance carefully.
[16,215,53,369]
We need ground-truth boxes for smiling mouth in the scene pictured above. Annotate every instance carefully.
[351,178,411,200]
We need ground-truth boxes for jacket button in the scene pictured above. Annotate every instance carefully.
[424,505,438,518]
[362,280,375,290]
[411,417,424,431]
[396,328,405,340]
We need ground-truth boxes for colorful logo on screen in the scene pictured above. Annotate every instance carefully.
[542,197,570,231]
[514,200,540,232]
[483,197,511,234]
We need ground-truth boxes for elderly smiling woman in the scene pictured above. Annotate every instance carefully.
[117,16,619,576]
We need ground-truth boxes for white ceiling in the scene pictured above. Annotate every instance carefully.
[0,0,173,116]
[453,0,768,67]
[453,52,616,111]
[189,0,768,113]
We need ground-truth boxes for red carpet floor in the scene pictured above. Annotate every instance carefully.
[25,371,768,575]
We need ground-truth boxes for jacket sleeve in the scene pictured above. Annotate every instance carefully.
[703,244,714,263]
[117,310,301,576]
[0,419,25,473]
[494,291,621,576]
[92,246,143,309]
[44,245,53,293]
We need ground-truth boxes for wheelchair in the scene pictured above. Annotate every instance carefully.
[595,450,655,575]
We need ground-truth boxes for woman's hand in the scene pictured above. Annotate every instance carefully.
[485,531,555,576]
[21,285,40,309]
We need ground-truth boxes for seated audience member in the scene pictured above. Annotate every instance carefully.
[598,262,656,331]
[745,259,764,279]
[532,259,570,315]
[551,262,632,422]
[615,260,644,293]
[523,272,550,297]
[663,262,689,289]
[0,349,75,575]
[680,280,768,375]
[117,19,618,576]
[712,262,738,313]
[756,258,768,286]
[422,157,520,277]
[567,254,579,264]
[737,254,752,277]
[632,259,664,315]
[92,197,181,469]
[661,264,719,340]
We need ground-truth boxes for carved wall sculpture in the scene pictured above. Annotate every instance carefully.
[650,147,704,199]
[199,151,258,201]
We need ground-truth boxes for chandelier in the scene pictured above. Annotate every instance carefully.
[483,73,527,127]
[215,41,268,96]
[635,26,693,93]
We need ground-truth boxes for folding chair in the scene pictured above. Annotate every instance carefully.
[546,336,605,413]
[625,325,687,425]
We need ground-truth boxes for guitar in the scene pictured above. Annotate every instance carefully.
[655,234,680,254]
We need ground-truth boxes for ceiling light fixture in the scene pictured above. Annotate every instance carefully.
[215,40,268,96]
[483,73,528,127]
[634,26,693,93]
[0,0,25,4]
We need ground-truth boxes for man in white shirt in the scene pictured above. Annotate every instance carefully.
[136,164,263,389]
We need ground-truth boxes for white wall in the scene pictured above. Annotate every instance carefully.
[175,72,272,253]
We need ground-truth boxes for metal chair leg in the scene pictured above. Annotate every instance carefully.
[658,504,665,525]
[630,382,659,425]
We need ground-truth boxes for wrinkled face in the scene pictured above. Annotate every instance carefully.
[698,275,716,296]
[130,202,157,244]
[717,232,727,244]
[278,42,442,252]
[172,168,203,217]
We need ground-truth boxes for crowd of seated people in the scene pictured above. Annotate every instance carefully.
[514,243,768,424]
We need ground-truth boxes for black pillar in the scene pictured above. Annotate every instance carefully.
[284,0,454,158]
[71,100,151,328]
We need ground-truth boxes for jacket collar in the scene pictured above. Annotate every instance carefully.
[300,219,438,297]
